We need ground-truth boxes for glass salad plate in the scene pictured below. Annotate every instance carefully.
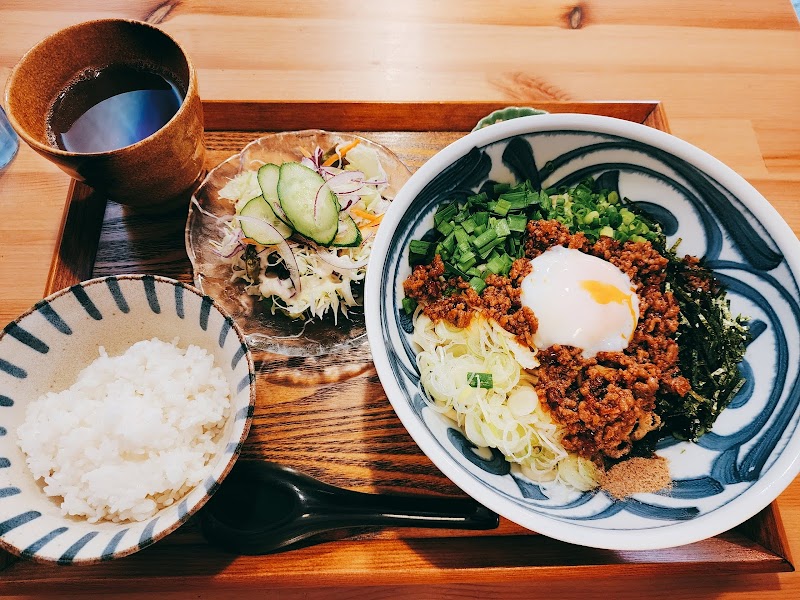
[186,130,411,356]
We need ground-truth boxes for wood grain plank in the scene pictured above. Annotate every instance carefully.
[201,100,658,132]
[43,180,106,294]
[3,1,797,30]
[0,528,791,595]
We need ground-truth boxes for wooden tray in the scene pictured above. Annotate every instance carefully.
[0,101,793,594]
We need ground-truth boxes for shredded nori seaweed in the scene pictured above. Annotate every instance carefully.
[654,243,751,440]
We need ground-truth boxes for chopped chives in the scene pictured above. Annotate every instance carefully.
[403,173,665,319]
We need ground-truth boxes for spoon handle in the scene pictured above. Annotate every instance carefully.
[314,488,499,530]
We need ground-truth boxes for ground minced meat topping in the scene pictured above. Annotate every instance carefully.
[403,219,693,464]
[526,221,690,462]
[403,254,539,347]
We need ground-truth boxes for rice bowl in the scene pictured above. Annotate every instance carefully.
[0,275,255,563]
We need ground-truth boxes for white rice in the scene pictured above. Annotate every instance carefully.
[16,338,231,524]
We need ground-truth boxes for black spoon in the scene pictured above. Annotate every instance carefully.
[200,460,499,554]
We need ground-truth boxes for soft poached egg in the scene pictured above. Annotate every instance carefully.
[519,246,639,357]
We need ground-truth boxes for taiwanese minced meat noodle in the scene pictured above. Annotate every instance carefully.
[403,178,749,498]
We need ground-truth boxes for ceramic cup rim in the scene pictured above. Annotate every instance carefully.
[3,18,199,159]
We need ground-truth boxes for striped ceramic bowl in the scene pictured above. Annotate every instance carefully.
[365,113,800,550]
[0,275,255,563]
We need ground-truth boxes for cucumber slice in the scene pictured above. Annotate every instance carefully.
[257,163,292,227]
[278,162,340,245]
[331,214,363,247]
[238,195,291,245]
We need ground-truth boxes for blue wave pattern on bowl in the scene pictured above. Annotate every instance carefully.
[379,130,800,529]
[0,275,254,563]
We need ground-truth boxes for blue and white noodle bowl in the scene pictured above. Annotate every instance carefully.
[0,275,254,563]
[365,114,800,550]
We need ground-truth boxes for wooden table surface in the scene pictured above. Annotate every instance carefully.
[2,1,800,598]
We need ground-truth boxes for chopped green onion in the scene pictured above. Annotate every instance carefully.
[436,220,454,236]
[486,255,506,274]
[472,228,498,249]
[491,198,511,217]
[467,372,493,389]
[456,240,471,255]
[409,240,433,265]
[467,192,488,205]
[441,231,457,255]
[508,214,527,233]
[494,218,511,238]
[434,202,458,226]
[457,252,477,271]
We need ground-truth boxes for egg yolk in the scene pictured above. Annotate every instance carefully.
[580,280,638,328]
[519,246,640,357]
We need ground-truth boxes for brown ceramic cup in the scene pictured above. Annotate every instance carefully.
[4,19,205,213]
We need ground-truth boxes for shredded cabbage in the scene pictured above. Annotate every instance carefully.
[219,170,261,210]
[412,312,600,494]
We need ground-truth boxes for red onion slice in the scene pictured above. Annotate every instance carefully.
[363,176,388,187]
[325,170,366,195]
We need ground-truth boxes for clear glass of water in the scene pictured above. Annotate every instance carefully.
[0,105,20,171]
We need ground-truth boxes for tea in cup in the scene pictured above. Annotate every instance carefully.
[4,19,205,213]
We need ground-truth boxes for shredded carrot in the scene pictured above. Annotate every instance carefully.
[322,139,361,167]
[240,236,261,246]
[350,208,384,225]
